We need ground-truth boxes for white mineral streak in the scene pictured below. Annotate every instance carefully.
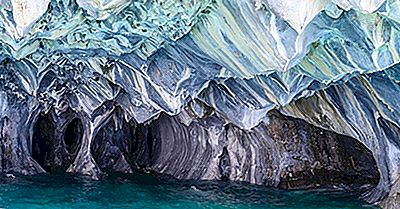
[76,0,130,20]
[333,0,386,12]
[0,0,398,130]
[0,0,213,59]
[267,0,329,33]
[0,0,399,207]
[10,0,50,38]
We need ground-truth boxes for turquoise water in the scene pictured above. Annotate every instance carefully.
[0,172,377,209]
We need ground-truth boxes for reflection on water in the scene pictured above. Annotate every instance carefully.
[0,172,378,209]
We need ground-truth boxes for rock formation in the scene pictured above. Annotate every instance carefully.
[0,0,399,208]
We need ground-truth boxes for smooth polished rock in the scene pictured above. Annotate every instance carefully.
[0,1,399,208]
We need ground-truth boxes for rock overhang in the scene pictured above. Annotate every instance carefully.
[0,0,399,208]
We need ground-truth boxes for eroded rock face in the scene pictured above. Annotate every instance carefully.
[0,0,400,208]
[21,100,381,193]
[31,109,84,171]
[91,107,134,173]
[0,58,392,205]
[129,110,379,190]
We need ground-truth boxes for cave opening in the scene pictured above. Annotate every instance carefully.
[132,116,163,169]
[277,134,381,192]
[58,106,379,197]
[91,118,134,173]
[64,118,84,163]
[267,111,381,192]
[32,114,54,171]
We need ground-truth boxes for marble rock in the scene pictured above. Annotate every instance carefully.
[0,0,399,208]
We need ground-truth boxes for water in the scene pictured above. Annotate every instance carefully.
[0,172,377,209]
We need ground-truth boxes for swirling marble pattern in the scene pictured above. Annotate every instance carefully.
[0,0,399,208]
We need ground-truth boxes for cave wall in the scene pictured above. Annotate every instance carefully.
[0,1,400,208]
[0,96,43,175]
[281,68,400,205]
[31,109,84,171]
[0,62,391,205]
[0,86,380,194]
[129,109,379,190]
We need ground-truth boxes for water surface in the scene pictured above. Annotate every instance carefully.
[0,172,378,209]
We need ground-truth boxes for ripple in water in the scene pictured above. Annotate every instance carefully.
[0,172,378,209]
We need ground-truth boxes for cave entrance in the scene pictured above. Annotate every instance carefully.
[90,117,134,173]
[64,118,84,163]
[32,114,54,171]
[268,111,380,192]
[338,135,380,189]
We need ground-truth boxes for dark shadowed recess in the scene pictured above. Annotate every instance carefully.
[91,114,136,173]
[128,111,380,192]
[33,108,379,195]
[31,114,54,171]
[31,113,84,172]
[64,118,84,162]
[267,111,380,190]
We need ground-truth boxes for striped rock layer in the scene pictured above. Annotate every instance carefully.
[0,0,399,208]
